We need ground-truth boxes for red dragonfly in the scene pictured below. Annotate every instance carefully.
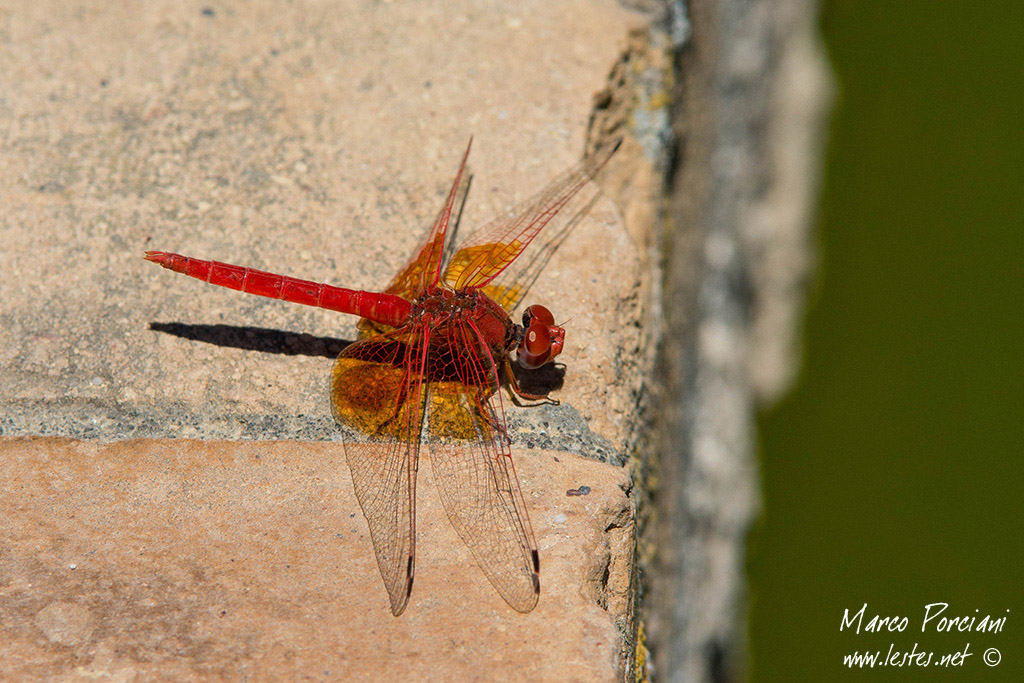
[145,137,620,615]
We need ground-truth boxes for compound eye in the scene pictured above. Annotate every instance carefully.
[523,304,555,327]
[518,320,552,369]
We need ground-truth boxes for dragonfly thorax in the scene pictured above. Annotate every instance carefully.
[412,287,475,317]
[409,290,564,371]
[412,287,494,324]
[410,287,512,349]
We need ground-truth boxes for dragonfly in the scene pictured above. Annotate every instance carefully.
[145,136,620,615]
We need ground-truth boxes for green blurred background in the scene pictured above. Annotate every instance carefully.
[749,1,1022,680]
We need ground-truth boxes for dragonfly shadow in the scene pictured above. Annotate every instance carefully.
[510,360,566,398]
[442,171,473,264]
[148,322,352,359]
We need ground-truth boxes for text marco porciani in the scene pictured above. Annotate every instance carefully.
[841,603,1008,634]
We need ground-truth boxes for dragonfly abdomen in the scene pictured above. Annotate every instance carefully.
[144,251,411,327]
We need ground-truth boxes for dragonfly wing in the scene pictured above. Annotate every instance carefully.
[377,140,473,299]
[424,322,540,612]
[357,140,472,337]
[442,138,620,292]
[331,326,431,615]
[477,191,600,313]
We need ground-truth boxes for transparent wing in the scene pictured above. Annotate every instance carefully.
[376,139,472,301]
[442,138,620,292]
[357,140,472,337]
[424,320,540,612]
[331,325,431,615]
[479,191,601,313]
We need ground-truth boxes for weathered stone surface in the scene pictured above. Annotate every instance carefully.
[0,0,651,458]
[1,437,633,680]
[0,1,662,678]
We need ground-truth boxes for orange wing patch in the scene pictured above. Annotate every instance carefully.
[427,381,493,442]
[333,357,413,439]
[332,334,427,440]
[480,283,523,312]
[381,230,447,301]
[443,240,524,291]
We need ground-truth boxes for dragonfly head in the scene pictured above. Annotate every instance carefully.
[517,304,565,369]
